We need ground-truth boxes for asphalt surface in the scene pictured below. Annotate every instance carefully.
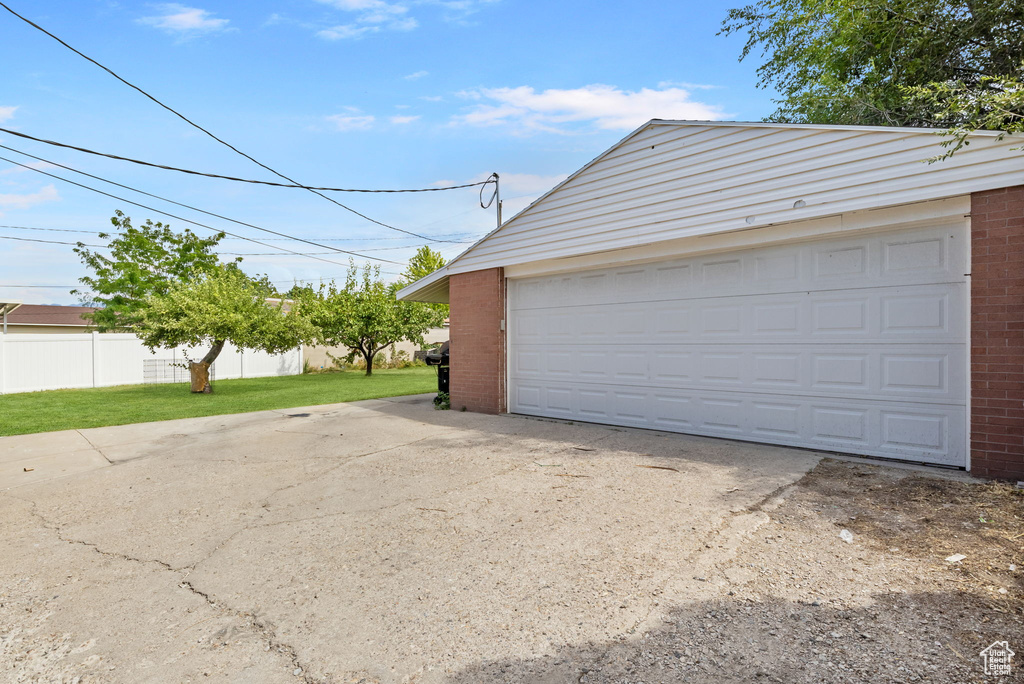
[0,394,823,683]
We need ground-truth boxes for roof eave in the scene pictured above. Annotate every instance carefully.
[397,267,450,303]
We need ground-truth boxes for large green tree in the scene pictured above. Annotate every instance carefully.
[401,245,447,284]
[73,210,228,330]
[400,245,449,316]
[720,0,1024,153]
[140,266,315,392]
[294,261,446,376]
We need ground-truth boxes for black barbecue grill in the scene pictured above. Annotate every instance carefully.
[424,341,449,394]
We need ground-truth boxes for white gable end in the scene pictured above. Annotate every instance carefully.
[448,121,1023,275]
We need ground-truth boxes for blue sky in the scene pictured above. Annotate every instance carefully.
[0,0,777,304]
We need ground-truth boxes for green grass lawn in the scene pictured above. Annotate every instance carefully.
[0,367,437,437]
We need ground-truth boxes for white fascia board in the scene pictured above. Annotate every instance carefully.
[503,196,970,280]
[396,266,450,303]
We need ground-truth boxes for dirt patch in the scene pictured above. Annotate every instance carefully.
[797,459,1024,614]
[447,459,1024,684]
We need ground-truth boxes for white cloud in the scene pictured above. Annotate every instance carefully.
[326,114,375,131]
[453,84,728,133]
[456,171,569,220]
[138,4,230,35]
[317,24,379,39]
[313,0,494,38]
[0,184,60,215]
[420,95,443,102]
[390,115,420,124]
[314,0,416,37]
[0,106,17,123]
[404,70,429,80]
[388,17,418,30]
[421,0,500,25]
[487,172,569,196]
[317,0,386,9]
[0,161,55,176]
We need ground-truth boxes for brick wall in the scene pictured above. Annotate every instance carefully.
[449,268,506,414]
[971,186,1024,480]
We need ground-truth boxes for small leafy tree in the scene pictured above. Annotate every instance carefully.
[75,211,313,393]
[73,210,228,330]
[295,261,446,376]
[140,266,316,392]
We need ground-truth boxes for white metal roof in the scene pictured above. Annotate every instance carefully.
[399,119,1023,302]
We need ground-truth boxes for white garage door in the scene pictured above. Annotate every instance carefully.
[509,225,968,466]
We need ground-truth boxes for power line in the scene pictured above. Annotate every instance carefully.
[0,1,460,243]
[221,233,478,241]
[0,153,402,275]
[0,145,403,266]
[0,127,494,194]
[0,224,100,235]
[0,234,103,247]
[0,234,455,256]
[0,233,450,258]
[0,224,482,242]
[0,284,78,288]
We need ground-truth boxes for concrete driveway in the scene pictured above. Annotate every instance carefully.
[0,394,822,683]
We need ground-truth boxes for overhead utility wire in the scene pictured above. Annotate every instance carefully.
[0,224,480,242]
[0,127,493,194]
[0,153,403,275]
[0,234,461,255]
[0,144,403,266]
[0,2,460,243]
[0,224,99,235]
[0,234,103,247]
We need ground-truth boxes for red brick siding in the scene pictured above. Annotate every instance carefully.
[971,186,1024,480]
[449,268,506,414]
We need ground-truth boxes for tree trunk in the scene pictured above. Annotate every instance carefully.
[363,348,374,376]
[189,362,212,393]
[189,340,225,393]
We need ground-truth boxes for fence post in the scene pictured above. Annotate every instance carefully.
[0,333,5,395]
[91,331,100,388]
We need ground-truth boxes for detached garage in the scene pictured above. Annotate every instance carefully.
[398,121,1024,479]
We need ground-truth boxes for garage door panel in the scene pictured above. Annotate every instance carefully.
[509,225,967,310]
[508,224,968,466]
[509,382,966,465]
[512,343,966,405]
[752,353,801,388]
[512,284,965,345]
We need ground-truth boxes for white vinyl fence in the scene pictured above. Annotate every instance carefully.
[0,333,302,395]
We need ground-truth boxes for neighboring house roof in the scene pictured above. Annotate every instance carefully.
[399,119,1024,302]
[5,304,98,327]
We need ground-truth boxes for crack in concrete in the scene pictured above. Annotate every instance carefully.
[75,430,113,466]
[248,457,532,534]
[2,433,467,683]
[2,490,329,684]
